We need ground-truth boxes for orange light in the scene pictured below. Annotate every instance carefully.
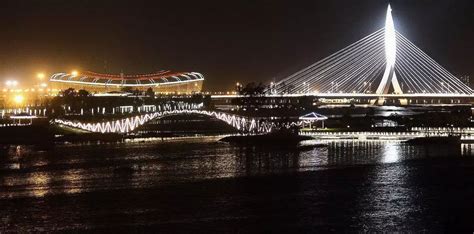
[13,95,24,104]
[37,73,45,80]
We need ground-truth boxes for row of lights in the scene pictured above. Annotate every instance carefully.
[3,70,78,88]
[1,70,75,106]
[2,88,59,93]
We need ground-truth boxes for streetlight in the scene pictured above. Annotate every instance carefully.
[13,94,24,105]
[37,73,45,80]
[235,82,242,93]
[5,80,18,88]
[71,70,79,76]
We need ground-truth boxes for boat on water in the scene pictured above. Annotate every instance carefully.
[405,135,461,145]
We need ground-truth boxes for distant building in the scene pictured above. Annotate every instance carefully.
[49,70,204,94]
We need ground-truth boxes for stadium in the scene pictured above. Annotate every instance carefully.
[49,70,204,94]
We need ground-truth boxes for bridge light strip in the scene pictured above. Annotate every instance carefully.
[274,28,385,93]
[397,36,448,93]
[53,109,275,134]
[396,33,469,94]
[292,34,385,94]
[396,32,471,94]
[396,43,435,93]
[316,45,385,93]
[294,31,385,93]
[275,30,385,94]
[288,32,385,94]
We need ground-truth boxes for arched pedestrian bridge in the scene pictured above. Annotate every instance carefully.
[53,109,275,134]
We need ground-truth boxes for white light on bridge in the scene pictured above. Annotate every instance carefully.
[385,4,396,67]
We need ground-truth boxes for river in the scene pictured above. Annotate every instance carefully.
[1,137,474,232]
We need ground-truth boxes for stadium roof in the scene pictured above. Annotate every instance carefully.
[50,70,204,87]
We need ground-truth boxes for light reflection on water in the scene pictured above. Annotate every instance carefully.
[0,138,471,199]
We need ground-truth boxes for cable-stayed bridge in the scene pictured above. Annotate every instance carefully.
[271,5,472,103]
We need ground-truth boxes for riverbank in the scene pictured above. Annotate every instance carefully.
[4,121,474,145]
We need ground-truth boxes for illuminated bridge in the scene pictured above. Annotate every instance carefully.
[53,105,274,134]
[271,5,472,103]
[52,103,327,134]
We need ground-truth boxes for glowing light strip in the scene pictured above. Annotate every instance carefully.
[303,38,383,89]
[283,32,385,93]
[275,29,385,93]
[397,37,457,93]
[316,45,385,93]
[293,41,384,93]
[50,73,204,87]
[396,43,435,93]
[54,109,275,134]
[297,33,384,91]
[397,37,447,93]
[396,32,471,94]
[287,32,385,93]
[211,93,473,98]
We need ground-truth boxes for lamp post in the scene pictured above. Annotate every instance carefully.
[235,82,242,94]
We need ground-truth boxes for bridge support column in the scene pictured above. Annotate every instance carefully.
[369,98,385,105]
[399,98,408,106]
[376,97,386,106]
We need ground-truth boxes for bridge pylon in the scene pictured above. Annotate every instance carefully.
[273,4,473,103]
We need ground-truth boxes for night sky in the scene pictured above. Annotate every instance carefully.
[0,0,472,91]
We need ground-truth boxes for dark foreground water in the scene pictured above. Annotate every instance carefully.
[1,137,474,232]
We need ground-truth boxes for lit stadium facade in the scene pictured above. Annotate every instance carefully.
[49,70,204,94]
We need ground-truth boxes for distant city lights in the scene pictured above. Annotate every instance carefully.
[37,73,45,80]
[13,94,24,104]
[5,80,18,87]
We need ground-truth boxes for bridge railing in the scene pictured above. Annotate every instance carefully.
[53,105,275,134]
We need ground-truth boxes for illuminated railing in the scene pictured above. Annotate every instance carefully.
[53,109,274,134]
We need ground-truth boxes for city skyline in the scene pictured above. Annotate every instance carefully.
[0,0,473,91]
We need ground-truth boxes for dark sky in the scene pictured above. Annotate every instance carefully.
[0,0,473,91]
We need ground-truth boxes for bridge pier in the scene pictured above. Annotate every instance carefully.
[372,97,408,106]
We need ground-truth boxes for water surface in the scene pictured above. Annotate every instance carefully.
[1,138,474,231]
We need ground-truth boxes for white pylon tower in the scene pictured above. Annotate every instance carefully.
[376,4,403,94]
